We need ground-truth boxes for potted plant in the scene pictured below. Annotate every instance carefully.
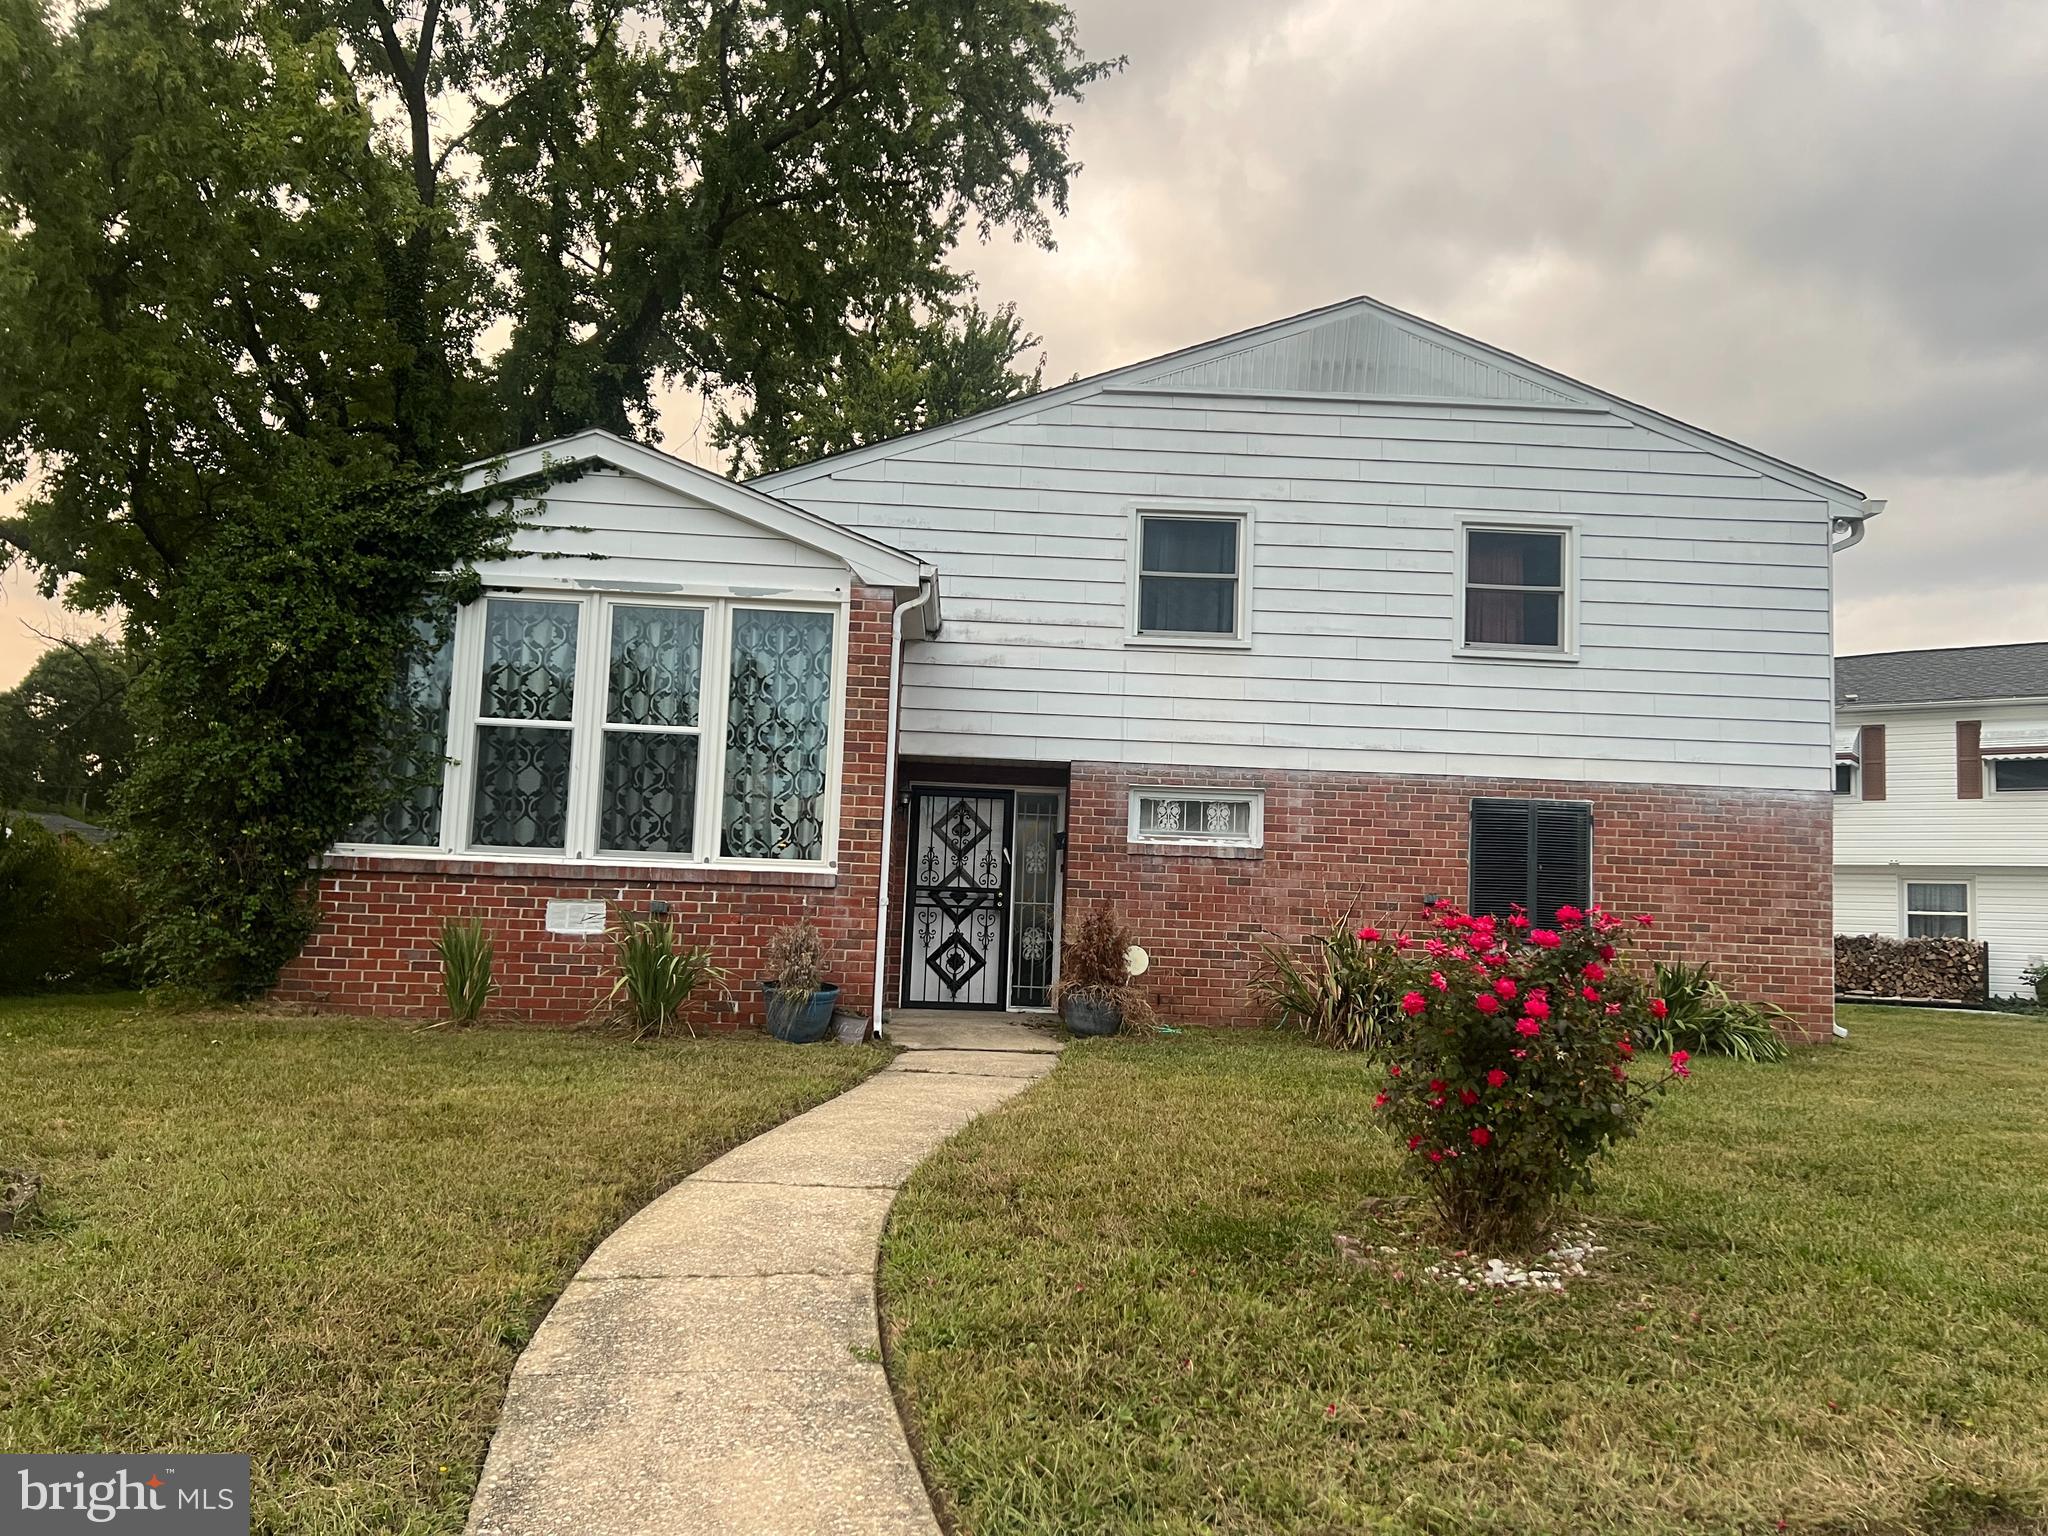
[762,918,840,1043]
[1051,901,1156,1037]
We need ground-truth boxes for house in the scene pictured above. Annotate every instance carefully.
[1834,642,2048,998]
[275,297,1881,1039]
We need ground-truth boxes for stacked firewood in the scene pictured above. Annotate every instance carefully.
[1834,934,1989,1003]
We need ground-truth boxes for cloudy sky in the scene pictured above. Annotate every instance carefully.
[4,0,2044,685]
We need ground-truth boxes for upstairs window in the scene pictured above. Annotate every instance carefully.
[1462,525,1571,654]
[1990,758,2048,792]
[1469,798,1592,924]
[1133,512,1246,641]
[1904,881,1969,939]
[1834,762,1858,795]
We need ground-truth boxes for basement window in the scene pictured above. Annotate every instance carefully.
[1129,788,1263,848]
[1904,881,1970,939]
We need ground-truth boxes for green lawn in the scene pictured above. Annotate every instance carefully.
[881,1006,2048,1535]
[0,994,888,1534]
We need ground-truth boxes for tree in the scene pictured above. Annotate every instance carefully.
[0,635,136,813]
[0,0,1117,624]
[714,298,1046,477]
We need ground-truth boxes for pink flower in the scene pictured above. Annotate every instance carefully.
[1528,929,1562,949]
[1407,1134,1423,1151]
[1649,997,1669,1019]
[1582,962,1607,982]
[1429,970,1448,991]
[1486,1068,1509,1088]
[1524,996,1550,1020]
[1393,935,1414,950]
[1459,1088,1480,1106]
[1427,1149,1445,1163]
[1507,914,1530,929]
[1604,1002,1623,1016]
[1670,1049,1691,1068]
[1473,993,1501,1015]
[1555,905,1584,925]
[1429,1079,1447,1092]
[1511,1048,1528,1059]
[1599,944,1617,961]
[1493,977,1518,1000]
[1672,1062,1692,1079]
[1429,1094,1447,1110]
[1400,991,1427,1016]
[1611,1063,1628,1081]
[1372,1092,1388,1108]
[1618,1039,1634,1057]
[1514,1017,1541,1038]
[1636,914,1655,928]
[1469,1126,1492,1147]
[1425,939,1448,957]
[1582,986,1601,1002]
[1356,926,1380,942]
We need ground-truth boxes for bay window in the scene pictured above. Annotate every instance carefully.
[345,591,843,866]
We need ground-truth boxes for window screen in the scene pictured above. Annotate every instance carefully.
[1137,515,1241,637]
[1992,758,2048,792]
[1469,798,1593,923]
[1464,528,1565,650]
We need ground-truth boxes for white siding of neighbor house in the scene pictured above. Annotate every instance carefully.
[769,387,1839,790]
[475,468,853,598]
[1834,703,2048,868]
[1833,866,2048,998]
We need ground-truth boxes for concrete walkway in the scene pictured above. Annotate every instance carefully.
[465,1014,1062,1536]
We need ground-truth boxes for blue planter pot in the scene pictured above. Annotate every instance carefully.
[763,982,840,1043]
[1060,993,1124,1037]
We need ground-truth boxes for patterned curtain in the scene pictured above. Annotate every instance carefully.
[601,606,704,854]
[721,610,834,860]
[350,618,454,846]
[471,599,579,850]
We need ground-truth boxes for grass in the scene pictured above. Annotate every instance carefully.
[881,1006,2048,1535]
[0,993,888,1534]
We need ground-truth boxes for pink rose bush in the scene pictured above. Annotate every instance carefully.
[1352,899,1690,1247]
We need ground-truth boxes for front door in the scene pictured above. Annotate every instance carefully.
[902,789,1013,1009]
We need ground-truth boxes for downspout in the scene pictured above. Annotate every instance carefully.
[1832,497,1886,553]
[871,573,938,1040]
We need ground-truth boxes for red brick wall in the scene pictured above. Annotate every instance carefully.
[273,586,898,1026]
[1061,763,1836,1041]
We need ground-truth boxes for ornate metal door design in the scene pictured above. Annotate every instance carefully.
[901,789,1013,1009]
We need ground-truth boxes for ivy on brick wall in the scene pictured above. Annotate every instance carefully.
[118,462,577,999]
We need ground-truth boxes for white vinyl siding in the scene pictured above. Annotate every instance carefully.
[769,388,1836,791]
[1835,704,2048,867]
[1835,866,2048,998]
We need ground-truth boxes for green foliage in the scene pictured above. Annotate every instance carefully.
[1251,920,1400,1051]
[763,918,829,1010]
[1642,959,1794,1063]
[435,918,496,1027]
[716,299,1046,477]
[610,918,721,1040]
[1357,902,1687,1249]
[0,637,135,814]
[0,812,138,993]
[116,466,531,998]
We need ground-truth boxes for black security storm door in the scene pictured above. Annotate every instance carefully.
[1468,798,1593,926]
[902,789,1013,1009]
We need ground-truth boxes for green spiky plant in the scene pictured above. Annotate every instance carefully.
[611,918,721,1040]
[434,917,495,1027]
[1641,958,1792,1063]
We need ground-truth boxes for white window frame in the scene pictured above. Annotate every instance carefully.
[1902,879,1972,940]
[1834,761,1859,796]
[1127,787,1265,849]
[1453,516,1579,662]
[336,587,850,870]
[1125,502,1254,649]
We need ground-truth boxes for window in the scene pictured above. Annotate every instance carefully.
[1991,758,2048,792]
[1904,881,1969,939]
[1468,798,1592,923]
[1835,762,1857,795]
[1133,511,1246,641]
[1461,525,1570,654]
[350,617,454,847]
[1129,788,1263,848]
[348,592,842,865]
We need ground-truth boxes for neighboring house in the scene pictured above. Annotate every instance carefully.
[15,811,113,844]
[1834,642,2048,998]
[276,296,1881,1038]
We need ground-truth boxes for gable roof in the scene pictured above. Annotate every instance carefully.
[1837,642,2048,708]
[467,428,932,590]
[756,294,1871,511]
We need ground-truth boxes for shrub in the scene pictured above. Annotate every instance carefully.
[1050,901,1157,1030]
[1359,900,1690,1250]
[0,814,138,993]
[764,919,829,1008]
[610,918,721,1039]
[434,917,496,1026]
[1642,959,1791,1063]
[1252,920,1401,1050]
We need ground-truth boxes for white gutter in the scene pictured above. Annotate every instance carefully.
[1832,497,1886,553]
[870,575,938,1040]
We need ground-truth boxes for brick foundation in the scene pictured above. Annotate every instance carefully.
[1059,763,1836,1041]
[273,587,898,1027]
